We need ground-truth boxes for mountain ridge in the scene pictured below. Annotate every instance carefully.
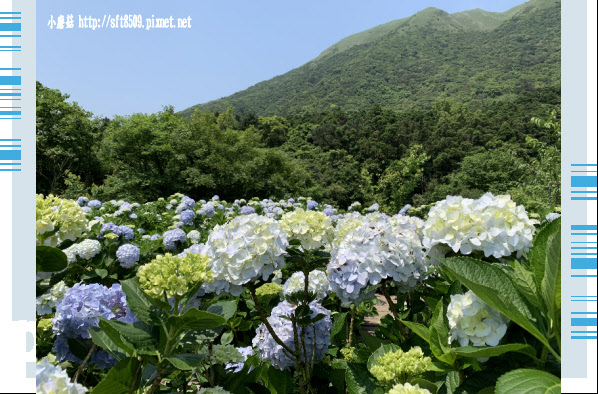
[181,0,560,117]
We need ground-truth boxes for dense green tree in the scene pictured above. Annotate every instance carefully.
[36,82,105,195]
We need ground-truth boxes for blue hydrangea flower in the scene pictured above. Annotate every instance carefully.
[307,200,318,210]
[367,203,380,212]
[99,223,135,240]
[163,228,187,250]
[180,209,195,224]
[88,199,102,209]
[288,198,295,204]
[240,206,256,215]
[150,234,161,241]
[52,283,137,369]
[76,197,89,207]
[81,207,92,214]
[116,244,140,268]
[182,196,196,208]
[252,300,331,370]
[322,207,335,217]
[199,202,216,217]
[129,213,138,219]
[212,195,220,200]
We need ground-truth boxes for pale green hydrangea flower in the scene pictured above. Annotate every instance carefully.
[370,346,431,386]
[137,253,213,299]
[280,208,334,250]
[198,344,243,366]
[36,194,88,247]
[388,383,431,394]
[422,193,538,259]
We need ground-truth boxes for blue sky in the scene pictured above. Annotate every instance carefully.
[37,0,527,118]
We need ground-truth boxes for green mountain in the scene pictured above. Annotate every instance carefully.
[181,0,560,116]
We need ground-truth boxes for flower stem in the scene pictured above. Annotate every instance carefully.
[381,283,407,339]
[73,344,97,382]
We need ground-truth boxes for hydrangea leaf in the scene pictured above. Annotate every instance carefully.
[444,370,461,394]
[167,309,226,331]
[441,257,550,351]
[452,344,537,360]
[98,318,158,355]
[400,320,430,344]
[87,326,129,361]
[345,363,380,394]
[90,357,141,394]
[495,369,560,394]
[266,367,294,394]
[120,278,169,326]
[36,246,68,273]
[166,354,205,370]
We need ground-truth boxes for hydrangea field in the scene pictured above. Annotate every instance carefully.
[35,192,562,394]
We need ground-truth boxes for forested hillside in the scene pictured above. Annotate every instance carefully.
[181,0,560,116]
[36,82,560,216]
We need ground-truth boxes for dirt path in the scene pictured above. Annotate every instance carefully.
[361,294,396,335]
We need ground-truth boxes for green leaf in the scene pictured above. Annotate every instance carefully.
[411,378,439,394]
[512,261,542,309]
[120,279,168,326]
[366,343,401,372]
[91,357,141,394]
[87,326,127,361]
[207,300,237,321]
[345,363,379,394]
[429,300,454,364]
[445,370,461,394]
[166,353,205,370]
[495,369,560,394]
[331,312,348,338]
[441,257,550,350]
[221,331,234,345]
[400,320,430,344]
[98,318,158,355]
[168,308,226,330]
[36,246,67,273]
[67,338,89,361]
[358,329,386,353]
[452,344,537,360]
[95,268,108,279]
[541,231,561,326]
[267,367,293,394]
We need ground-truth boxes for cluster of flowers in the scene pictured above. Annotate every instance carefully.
[422,193,537,259]
[446,290,509,347]
[202,214,289,296]
[388,383,432,394]
[36,281,70,316]
[252,300,332,370]
[52,283,137,369]
[62,239,102,263]
[36,357,87,394]
[282,270,331,300]
[137,252,213,299]
[36,194,89,247]
[370,346,431,386]
[280,208,334,250]
[327,212,429,306]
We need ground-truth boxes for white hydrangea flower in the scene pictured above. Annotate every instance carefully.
[271,270,283,285]
[391,214,425,239]
[75,239,102,260]
[283,270,331,300]
[279,208,334,250]
[545,213,561,222]
[423,193,538,260]
[388,383,431,394]
[202,214,289,296]
[36,357,88,394]
[62,245,78,264]
[327,213,429,306]
[36,281,70,316]
[187,230,201,243]
[447,290,509,347]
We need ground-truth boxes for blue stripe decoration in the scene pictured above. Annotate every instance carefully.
[0,150,20,160]
[0,111,21,115]
[572,318,598,326]
[572,225,598,231]
[572,258,597,269]
[572,336,597,339]
[572,176,598,188]
[0,76,21,86]
[0,23,21,31]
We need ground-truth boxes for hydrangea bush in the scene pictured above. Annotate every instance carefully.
[35,192,560,394]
